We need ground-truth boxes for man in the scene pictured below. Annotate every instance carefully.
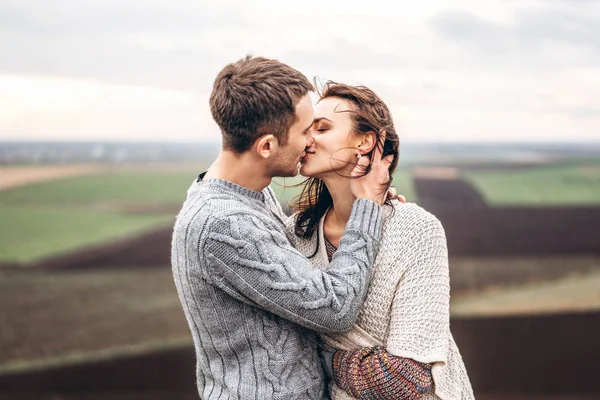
[171,56,392,399]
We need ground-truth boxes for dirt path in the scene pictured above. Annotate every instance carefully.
[0,165,109,191]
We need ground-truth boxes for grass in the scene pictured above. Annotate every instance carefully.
[0,167,200,206]
[463,161,600,206]
[0,163,416,263]
[3,158,599,263]
[0,205,172,263]
[0,165,205,263]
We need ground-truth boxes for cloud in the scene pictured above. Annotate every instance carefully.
[280,37,407,77]
[1,0,599,141]
[556,106,600,118]
[0,1,252,90]
[430,3,600,69]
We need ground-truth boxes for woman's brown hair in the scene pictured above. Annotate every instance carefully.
[293,81,400,250]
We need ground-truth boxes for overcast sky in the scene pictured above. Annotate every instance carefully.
[1,0,599,142]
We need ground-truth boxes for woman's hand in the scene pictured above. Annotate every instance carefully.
[349,130,393,204]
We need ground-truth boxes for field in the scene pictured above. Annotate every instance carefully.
[2,159,599,264]
[0,205,171,263]
[449,255,600,292]
[0,267,190,374]
[451,269,600,316]
[0,164,202,206]
[0,164,203,263]
[0,165,109,191]
[1,156,600,398]
[463,160,600,205]
[0,166,417,264]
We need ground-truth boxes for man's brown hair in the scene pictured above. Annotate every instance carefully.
[209,56,314,153]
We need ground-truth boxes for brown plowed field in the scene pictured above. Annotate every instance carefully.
[1,312,598,398]
[414,176,488,209]
[22,206,600,271]
[0,268,190,370]
[25,226,173,269]
[437,207,600,256]
[452,311,600,395]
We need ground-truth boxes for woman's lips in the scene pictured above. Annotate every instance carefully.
[301,152,314,163]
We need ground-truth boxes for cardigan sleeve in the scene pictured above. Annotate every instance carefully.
[332,346,433,399]
[386,213,451,364]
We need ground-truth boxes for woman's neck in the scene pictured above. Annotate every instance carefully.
[322,176,354,247]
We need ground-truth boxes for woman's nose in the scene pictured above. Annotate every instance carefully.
[306,132,315,147]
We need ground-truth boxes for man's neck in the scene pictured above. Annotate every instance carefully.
[204,150,272,193]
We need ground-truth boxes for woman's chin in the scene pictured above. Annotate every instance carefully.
[298,167,309,177]
[299,165,315,178]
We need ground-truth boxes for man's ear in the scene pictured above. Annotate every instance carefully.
[358,131,377,154]
[255,134,278,159]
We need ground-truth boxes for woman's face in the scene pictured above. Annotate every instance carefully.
[300,97,361,179]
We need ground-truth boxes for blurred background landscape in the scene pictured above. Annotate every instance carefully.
[1,139,599,399]
[2,0,600,398]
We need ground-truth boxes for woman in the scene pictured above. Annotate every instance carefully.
[287,81,474,399]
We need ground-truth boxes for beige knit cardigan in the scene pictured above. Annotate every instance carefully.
[287,201,475,400]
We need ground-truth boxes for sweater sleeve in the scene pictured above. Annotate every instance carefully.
[203,198,383,334]
[332,346,433,400]
[386,214,451,363]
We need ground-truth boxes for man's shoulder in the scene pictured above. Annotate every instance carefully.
[192,190,279,224]
[175,188,243,228]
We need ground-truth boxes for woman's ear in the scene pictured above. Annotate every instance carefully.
[255,134,277,159]
[358,131,377,154]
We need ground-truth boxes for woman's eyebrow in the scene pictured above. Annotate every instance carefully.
[313,117,333,124]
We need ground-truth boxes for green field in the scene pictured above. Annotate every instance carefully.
[0,205,172,263]
[0,167,199,206]
[464,161,600,205]
[0,165,202,263]
[2,160,599,264]
[0,165,416,263]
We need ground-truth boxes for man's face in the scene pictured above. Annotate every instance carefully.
[269,94,315,177]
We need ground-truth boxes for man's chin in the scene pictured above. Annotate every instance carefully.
[276,164,301,178]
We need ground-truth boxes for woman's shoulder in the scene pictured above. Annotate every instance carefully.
[385,200,445,239]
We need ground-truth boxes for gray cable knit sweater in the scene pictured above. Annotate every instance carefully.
[171,177,383,400]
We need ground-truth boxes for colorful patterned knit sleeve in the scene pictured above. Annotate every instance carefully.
[332,345,433,399]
